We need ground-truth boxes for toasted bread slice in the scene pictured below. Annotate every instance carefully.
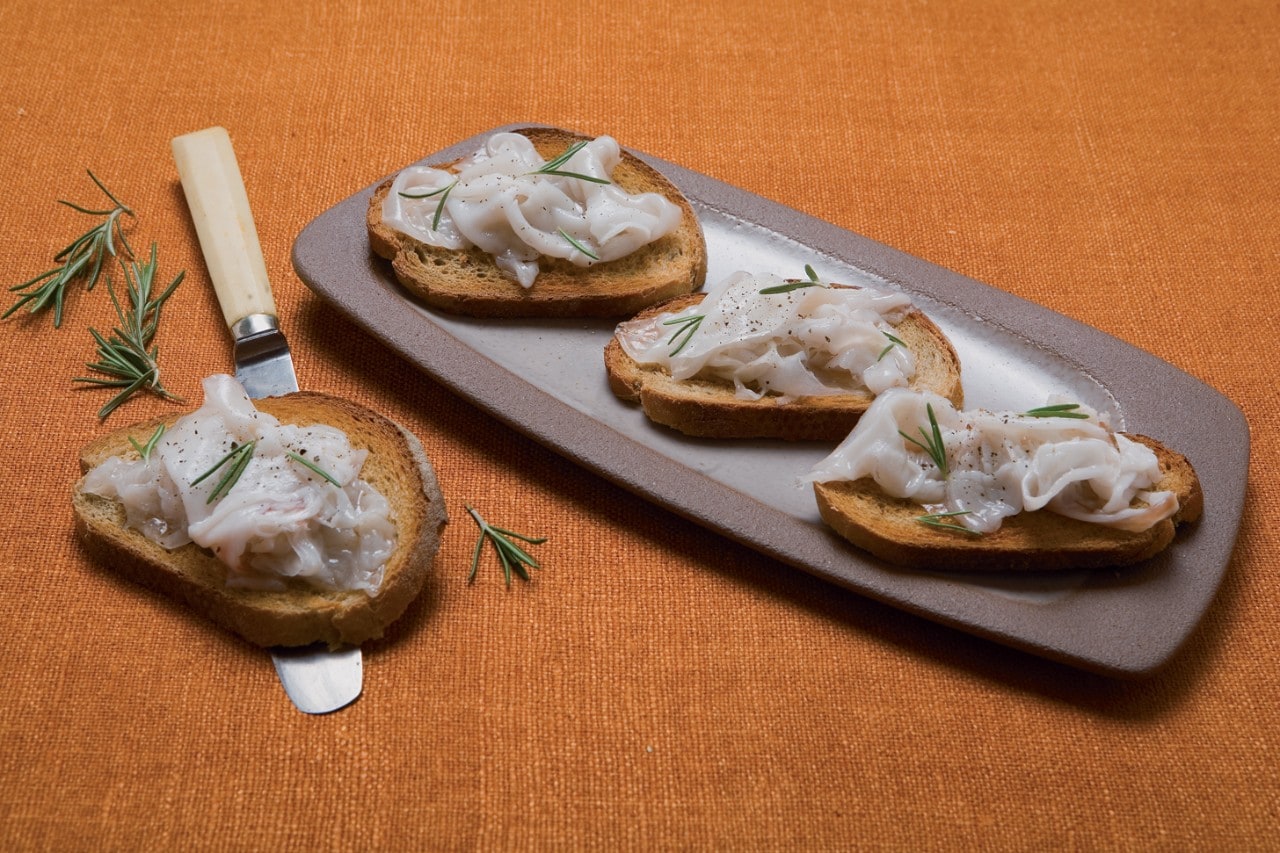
[604,291,964,441]
[813,435,1202,571]
[73,393,448,648]
[367,126,707,317]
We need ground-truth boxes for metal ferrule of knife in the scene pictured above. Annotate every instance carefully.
[230,313,299,398]
[231,312,282,343]
[231,313,288,367]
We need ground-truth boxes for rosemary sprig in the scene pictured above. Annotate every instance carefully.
[286,451,341,487]
[74,243,184,419]
[1022,403,1090,419]
[759,280,821,295]
[916,510,982,535]
[4,171,135,327]
[559,228,600,261]
[662,313,705,356]
[398,180,456,231]
[528,141,611,184]
[466,505,547,586]
[759,264,824,294]
[899,403,949,478]
[128,424,167,462]
[191,440,256,504]
[877,331,907,362]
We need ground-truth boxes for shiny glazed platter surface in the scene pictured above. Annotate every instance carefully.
[293,124,1248,677]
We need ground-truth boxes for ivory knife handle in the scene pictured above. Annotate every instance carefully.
[172,126,276,328]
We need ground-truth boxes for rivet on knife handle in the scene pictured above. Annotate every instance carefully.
[171,126,277,330]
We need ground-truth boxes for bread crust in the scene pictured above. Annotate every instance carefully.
[604,290,964,441]
[73,393,448,647]
[367,127,708,318]
[812,435,1202,572]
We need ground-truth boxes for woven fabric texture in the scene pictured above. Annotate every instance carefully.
[1,0,1275,849]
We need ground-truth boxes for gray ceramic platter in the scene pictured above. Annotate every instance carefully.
[293,124,1248,677]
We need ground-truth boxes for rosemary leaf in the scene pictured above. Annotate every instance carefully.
[559,228,600,261]
[662,313,705,356]
[432,181,456,231]
[759,264,826,295]
[758,280,822,295]
[528,141,612,184]
[397,183,453,200]
[538,169,610,184]
[927,403,946,472]
[539,140,588,171]
[1022,403,1090,419]
[468,526,487,582]
[4,171,135,327]
[876,331,907,362]
[286,451,341,487]
[466,505,547,586]
[191,440,256,504]
[397,180,457,233]
[899,403,949,478]
[917,511,982,535]
[128,424,166,462]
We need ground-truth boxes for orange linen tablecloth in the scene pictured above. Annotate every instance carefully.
[1,1,1275,849]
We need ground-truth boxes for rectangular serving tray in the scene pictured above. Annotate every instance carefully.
[293,124,1248,677]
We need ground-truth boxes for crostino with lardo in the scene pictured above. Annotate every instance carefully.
[605,268,963,441]
[368,127,707,317]
[805,388,1202,571]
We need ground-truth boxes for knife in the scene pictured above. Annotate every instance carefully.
[171,126,362,714]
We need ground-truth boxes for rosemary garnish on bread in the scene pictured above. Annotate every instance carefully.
[129,424,167,462]
[916,510,982,534]
[898,403,949,478]
[395,140,613,237]
[661,312,705,356]
[900,410,977,535]
[559,228,600,260]
[191,440,256,504]
[877,332,907,363]
[287,451,341,487]
[397,181,456,232]
[190,442,342,505]
[1022,403,1090,419]
[758,264,824,294]
[527,140,611,184]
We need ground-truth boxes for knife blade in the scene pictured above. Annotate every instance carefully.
[171,126,362,715]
